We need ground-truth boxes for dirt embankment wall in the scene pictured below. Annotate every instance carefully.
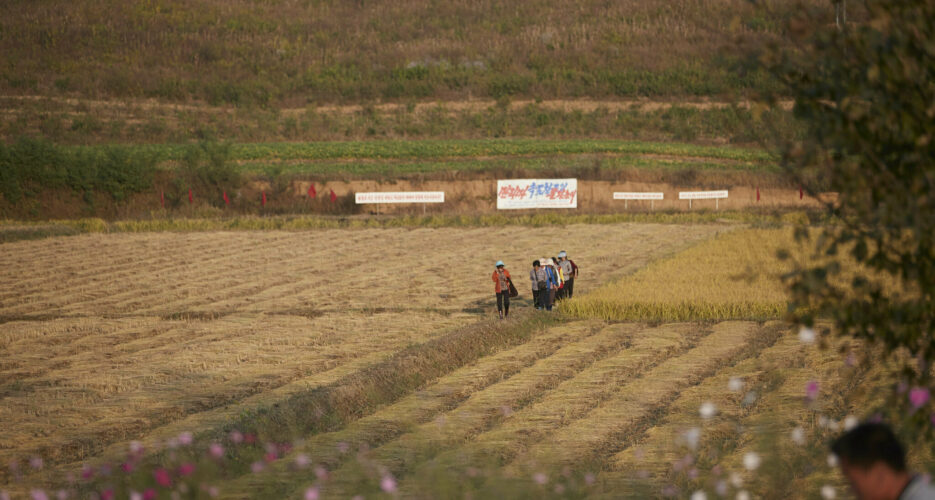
[288,179,829,215]
[4,178,830,220]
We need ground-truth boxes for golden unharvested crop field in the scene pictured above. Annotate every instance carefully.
[0,223,724,481]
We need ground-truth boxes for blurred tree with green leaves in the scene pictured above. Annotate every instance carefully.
[761,0,935,430]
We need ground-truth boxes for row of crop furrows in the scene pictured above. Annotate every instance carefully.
[0,310,469,472]
[196,320,772,498]
[599,326,865,498]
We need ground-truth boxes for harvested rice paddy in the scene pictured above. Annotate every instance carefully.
[0,224,913,498]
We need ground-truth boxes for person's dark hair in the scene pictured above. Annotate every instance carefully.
[831,423,906,472]
[533,260,540,267]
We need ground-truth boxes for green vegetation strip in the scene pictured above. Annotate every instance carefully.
[238,153,779,177]
[85,139,774,164]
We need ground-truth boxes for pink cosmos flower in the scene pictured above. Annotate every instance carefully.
[805,381,820,401]
[130,492,143,500]
[229,431,244,444]
[250,462,265,474]
[263,452,278,463]
[533,472,548,485]
[153,468,172,488]
[129,441,144,455]
[81,465,94,480]
[209,443,224,460]
[336,442,350,454]
[304,487,320,500]
[909,387,931,409]
[380,474,397,493]
[143,489,157,500]
[120,462,134,474]
[178,463,196,477]
[99,490,114,500]
[30,457,43,470]
[314,465,328,480]
[30,491,48,500]
[178,432,193,446]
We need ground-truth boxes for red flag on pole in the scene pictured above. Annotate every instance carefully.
[329,189,337,203]
[307,183,316,198]
[799,185,804,200]
[756,187,760,202]
[160,191,165,208]
[188,189,193,204]
[223,191,230,206]
[261,191,267,207]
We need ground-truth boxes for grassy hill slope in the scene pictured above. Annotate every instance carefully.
[1,0,829,106]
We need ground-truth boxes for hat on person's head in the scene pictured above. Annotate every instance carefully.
[495,260,504,267]
[558,251,567,258]
[544,258,554,266]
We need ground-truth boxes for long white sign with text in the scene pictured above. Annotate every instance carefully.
[355,192,445,204]
[497,179,578,209]
[613,192,664,200]
[678,190,729,200]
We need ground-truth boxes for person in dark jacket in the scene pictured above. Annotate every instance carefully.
[491,260,512,319]
[530,260,548,310]
[541,258,559,311]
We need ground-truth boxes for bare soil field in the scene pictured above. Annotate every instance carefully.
[0,223,724,485]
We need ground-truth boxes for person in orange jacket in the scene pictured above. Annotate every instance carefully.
[492,260,512,319]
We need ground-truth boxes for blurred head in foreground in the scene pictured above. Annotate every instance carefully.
[831,422,934,500]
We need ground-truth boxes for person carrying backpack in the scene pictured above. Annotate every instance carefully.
[542,258,559,311]
[530,260,548,310]
[491,260,513,319]
[558,251,578,299]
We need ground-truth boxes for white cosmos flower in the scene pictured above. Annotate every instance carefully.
[681,427,701,451]
[820,485,836,499]
[730,471,744,488]
[736,491,751,500]
[690,491,707,500]
[743,452,761,471]
[791,426,806,445]
[843,415,859,431]
[799,327,816,344]
[827,454,839,468]
[728,377,744,392]
[699,402,718,419]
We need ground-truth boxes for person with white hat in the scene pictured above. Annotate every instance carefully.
[491,260,513,319]
[557,250,578,299]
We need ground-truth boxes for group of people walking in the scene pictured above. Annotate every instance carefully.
[491,251,578,319]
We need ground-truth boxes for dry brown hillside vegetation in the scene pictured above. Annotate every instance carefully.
[1,0,835,106]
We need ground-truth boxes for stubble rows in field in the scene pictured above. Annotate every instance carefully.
[0,222,723,483]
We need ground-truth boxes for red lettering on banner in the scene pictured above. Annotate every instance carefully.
[498,185,529,200]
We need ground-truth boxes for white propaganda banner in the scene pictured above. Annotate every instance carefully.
[497,179,578,209]
[355,192,445,204]
[678,190,729,200]
[613,192,664,200]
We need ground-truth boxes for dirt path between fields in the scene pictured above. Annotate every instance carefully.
[0,94,794,116]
